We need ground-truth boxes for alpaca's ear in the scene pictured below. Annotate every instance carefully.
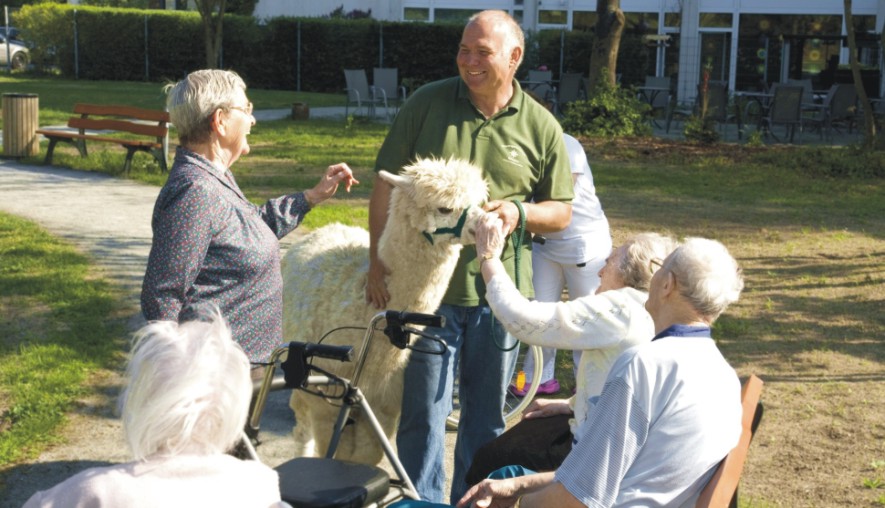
[378,170,413,191]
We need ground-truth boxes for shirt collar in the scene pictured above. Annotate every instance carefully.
[456,78,522,117]
[651,324,713,342]
[176,146,229,178]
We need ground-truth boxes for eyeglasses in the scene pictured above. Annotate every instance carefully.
[649,258,663,273]
[228,101,254,115]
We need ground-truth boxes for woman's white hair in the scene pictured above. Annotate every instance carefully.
[618,232,679,291]
[120,307,251,460]
[164,69,247,146]
[665,237,745,321]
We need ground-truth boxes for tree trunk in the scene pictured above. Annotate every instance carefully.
[195,0,226,69]
[588,0,625,91]
[844,0,875,148]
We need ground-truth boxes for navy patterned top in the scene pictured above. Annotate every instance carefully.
[141,147,311,362]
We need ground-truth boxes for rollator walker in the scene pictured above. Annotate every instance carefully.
[244,309,542,507]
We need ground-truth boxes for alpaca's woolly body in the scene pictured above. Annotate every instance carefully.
[281,158,488,465]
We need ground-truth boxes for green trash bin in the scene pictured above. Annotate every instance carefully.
[2,93,39,158]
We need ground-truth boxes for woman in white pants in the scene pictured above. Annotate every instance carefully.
[511,133,611,396]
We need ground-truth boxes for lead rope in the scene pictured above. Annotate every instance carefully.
[491,199,526,352]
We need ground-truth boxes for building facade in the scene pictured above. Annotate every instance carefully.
[256,0,885,100]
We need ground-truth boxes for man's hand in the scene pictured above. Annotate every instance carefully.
[483,200,521,235]
[457,477,521,508]
[366,257,390,309]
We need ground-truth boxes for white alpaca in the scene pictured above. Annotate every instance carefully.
[281,157,489,466]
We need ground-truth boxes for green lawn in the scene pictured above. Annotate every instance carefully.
[0,75,345,129]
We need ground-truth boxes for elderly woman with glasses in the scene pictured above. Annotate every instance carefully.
[141,69,358,371]
[465,219,678,485]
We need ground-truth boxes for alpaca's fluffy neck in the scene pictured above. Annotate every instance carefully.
[378,215,462,315]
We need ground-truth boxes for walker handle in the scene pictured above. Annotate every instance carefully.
[385,310,445,328]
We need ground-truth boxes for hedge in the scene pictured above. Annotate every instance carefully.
[16,4,654,92]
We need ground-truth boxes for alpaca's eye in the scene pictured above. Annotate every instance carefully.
[438,207,454,214]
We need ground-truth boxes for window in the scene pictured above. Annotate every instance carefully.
[700,13,733,29]
[404,7,429,22]
[539,10,567,25]
[625,12,658,34]
[573,11,598,32]
[435,8,482,23]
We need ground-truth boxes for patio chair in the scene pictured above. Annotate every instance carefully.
[804,84,858,141]
[758,85,804,143]
[523,69,554,103]
[550,72,584,116]
[786,78,814,108]
[640,75,672,127]
[695,375,764,508]
[343,69,384,119]
[372,67,407,119]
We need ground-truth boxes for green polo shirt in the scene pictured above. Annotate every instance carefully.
[374,76,573,306]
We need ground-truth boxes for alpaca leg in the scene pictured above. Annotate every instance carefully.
[289,391,337,458]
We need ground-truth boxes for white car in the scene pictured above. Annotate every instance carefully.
[0,31,29,70]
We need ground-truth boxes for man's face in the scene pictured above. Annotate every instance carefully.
[456,17,518,98]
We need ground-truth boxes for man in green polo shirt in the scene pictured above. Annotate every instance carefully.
[366,9,574,504]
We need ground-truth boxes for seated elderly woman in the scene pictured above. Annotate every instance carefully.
[465,225,677,484]
[393,234,745,508]
[23,309,287,508]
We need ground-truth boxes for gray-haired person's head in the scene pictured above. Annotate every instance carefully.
[120,307,251,460]
[165,69,247,146]
[619,232,679,291]
[467,10,525,68]
[664,237,744,321]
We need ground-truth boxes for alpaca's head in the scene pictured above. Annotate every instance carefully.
[380,157,489,245]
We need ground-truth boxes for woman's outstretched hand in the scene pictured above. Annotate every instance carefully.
[304,163,359,206]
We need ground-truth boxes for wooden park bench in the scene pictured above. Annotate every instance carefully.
[696,374,765,508]
[36,103,169,174]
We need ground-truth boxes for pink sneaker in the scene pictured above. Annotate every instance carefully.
[508,379,560,398]
[536,379,561,395]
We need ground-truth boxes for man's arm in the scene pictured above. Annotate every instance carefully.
[483,200,572,235]
[456,472,557,508]
[366,176,392,309]
[521,481,585,508]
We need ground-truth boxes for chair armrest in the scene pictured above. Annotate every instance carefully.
[371,85,388,102]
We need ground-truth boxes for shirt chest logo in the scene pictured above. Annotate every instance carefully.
[501,144,526,168]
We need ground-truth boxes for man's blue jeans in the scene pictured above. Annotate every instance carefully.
[396,303,518,503]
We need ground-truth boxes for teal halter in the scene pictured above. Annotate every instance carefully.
[422,206,471,245]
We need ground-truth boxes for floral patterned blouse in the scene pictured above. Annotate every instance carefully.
[141,147,311,362]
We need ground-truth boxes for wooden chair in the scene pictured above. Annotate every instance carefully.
[696,374,764,508]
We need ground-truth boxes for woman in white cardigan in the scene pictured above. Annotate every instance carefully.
[466,218,677,485]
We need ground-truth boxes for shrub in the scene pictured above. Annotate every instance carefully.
[560,79,651,137]
[683,114,720,144]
